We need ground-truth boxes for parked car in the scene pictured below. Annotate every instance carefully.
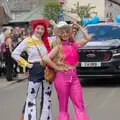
[77,22,120,78]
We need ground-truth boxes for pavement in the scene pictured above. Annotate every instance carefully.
[1,77,120,120]
[0,74,28,89]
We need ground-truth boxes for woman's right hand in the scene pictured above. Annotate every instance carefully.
[27,63,33,69]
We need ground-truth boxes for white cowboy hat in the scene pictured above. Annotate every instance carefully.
[56,21,71,28]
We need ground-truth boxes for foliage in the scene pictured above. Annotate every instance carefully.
[44,2,60,22]
[71,2,97,21]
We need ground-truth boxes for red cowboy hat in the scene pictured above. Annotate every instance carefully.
[30,18,50,31]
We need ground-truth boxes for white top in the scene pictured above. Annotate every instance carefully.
[12,35,48,64]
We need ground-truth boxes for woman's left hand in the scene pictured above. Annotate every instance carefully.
[49,20,56,26]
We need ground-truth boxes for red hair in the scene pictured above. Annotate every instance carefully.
[30,18,51,52]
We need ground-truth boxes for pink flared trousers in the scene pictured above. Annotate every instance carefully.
[54,68,90,120]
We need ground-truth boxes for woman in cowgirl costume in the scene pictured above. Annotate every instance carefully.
[43,21,91,120]
[12,18,53,120]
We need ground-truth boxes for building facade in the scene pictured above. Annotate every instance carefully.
[1,0,120,22]
[5,0,42,19]
[105,0,120,19]
[64,0,120,20]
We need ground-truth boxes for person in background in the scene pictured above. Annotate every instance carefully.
[18,28,29,74]
[12,26,21,76]
[72,21,85,41]
[72,23,79,38]
[105,17,114,22]
[18,28,28,43]
[2,29,13,81]
[0,27,7,50]
[12,26,22,50]
[47,24,54,37]
[0,28,8,77]
[47,23,56,46]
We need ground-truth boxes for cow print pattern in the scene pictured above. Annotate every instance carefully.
[48,87,50,89]
[45,91,52,97]
[28,102,35,107]
[48,105,50,110]
[47,116,50,120]
[31,88,35,94]
[24,81,53,120]
[28,113,32,120]
[40,82,53,120]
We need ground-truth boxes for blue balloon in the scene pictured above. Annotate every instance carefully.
[82,18,91,25]
[92,16,99,24]
[116,15,120,23]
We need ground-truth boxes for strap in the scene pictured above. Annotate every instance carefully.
[31,38,45,65]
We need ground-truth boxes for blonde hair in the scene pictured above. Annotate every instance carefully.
[53,27,74,68]
[4,29,11,38]
[53,35,66,68]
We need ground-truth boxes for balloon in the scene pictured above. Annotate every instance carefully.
[92,16,99,24]
[82,18,91,25]
[116,15,120,23]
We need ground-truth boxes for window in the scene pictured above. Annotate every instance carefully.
[86,25,120,41]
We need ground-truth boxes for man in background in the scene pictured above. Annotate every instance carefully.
[47,23,56,48]
[12,27,21,76]
[12,26,21,48]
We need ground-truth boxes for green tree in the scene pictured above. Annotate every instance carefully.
[71,2,97,21]
[44,2,60,22]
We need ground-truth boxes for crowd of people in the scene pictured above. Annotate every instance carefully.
[0,18,91,120]
[0,26,30,81]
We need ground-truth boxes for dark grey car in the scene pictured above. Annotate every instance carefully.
[77,23,120,78]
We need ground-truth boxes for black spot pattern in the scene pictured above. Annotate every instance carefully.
[49,82,52,85]
[31,88,35,94]
[48,100,51,103]
[30,109,33,112]
[48,105,50,110]
[28,102,35,107]
[47,116,50,120]
[45,91,52,97]
[28,113,32,120]
[47,87,50,89]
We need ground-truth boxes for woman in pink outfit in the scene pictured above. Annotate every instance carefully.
[43,21,91,120]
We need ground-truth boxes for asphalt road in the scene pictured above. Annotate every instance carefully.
[0,77,120,120]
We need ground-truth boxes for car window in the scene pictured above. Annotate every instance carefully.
[86,25,120,41]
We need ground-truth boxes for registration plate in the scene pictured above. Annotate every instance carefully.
[81,62,101,67]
